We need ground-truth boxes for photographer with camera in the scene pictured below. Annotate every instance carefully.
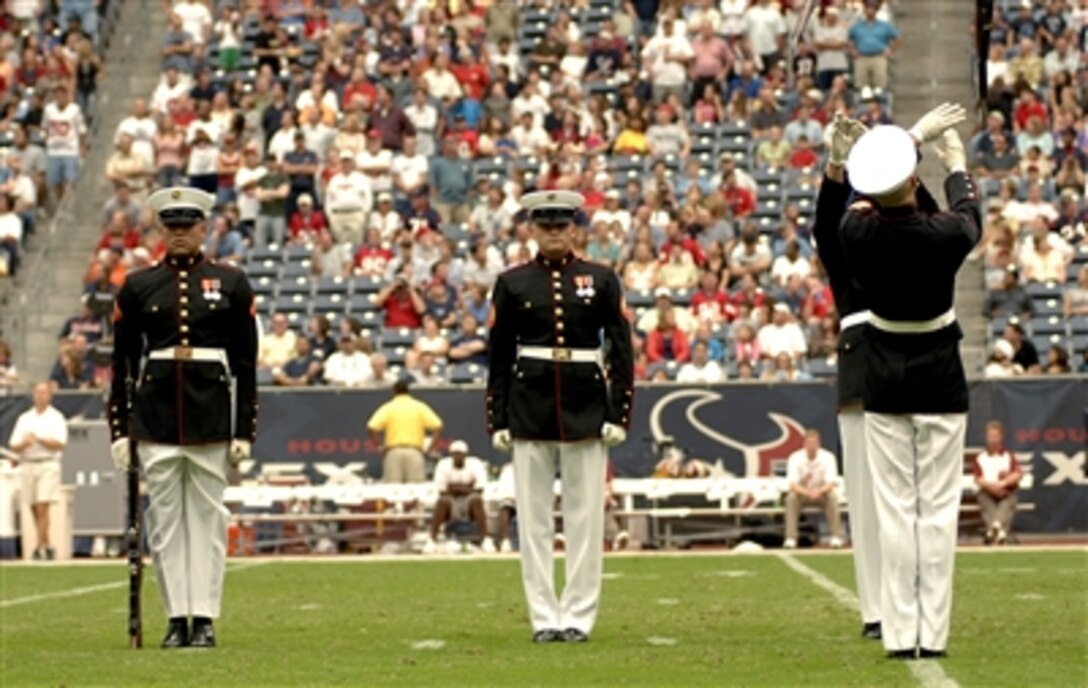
[374,267,425,329]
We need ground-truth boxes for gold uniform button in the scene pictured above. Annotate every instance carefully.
[180,325,190,333]
[179,271,188,278]
[557,322,564,330]
[181,339,190,346]
[552,271,560,278]
[179,283,189,291]
[554,307,563,316]
[557,336,566,345]
[180,296,189,304]
[180,309,189,318]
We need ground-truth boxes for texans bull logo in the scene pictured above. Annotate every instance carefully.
[648,389,807,478]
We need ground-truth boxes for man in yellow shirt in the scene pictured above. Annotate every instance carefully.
[366,379,443,482]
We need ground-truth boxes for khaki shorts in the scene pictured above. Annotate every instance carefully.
[448,494,481,521]
[21,461,60,505]
[382,447,426,483]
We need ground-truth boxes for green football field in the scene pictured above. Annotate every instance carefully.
[1,549,1085,687]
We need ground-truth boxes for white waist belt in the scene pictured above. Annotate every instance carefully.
[840,310,871,331]
[148,346,229,367]
[518,346,603,365]
[869,308,957,334]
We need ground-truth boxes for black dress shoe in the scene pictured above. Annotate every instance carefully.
[561,628,589,643]
[532,629,562,643]
[886,649,917,660]
[919,648,947,659]
[189,618,216,648]
[862,622,882,640]
[161,618,189,649]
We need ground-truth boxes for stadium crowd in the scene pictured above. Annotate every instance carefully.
[34,0,1088,391]
[0,0,110,278]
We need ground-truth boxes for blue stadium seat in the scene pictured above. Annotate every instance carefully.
[347,293,379,314]
[808,357,837,378]
[253,293,273,316]
[380,327,417,348]
[257,368,275,386]
[626,289,654,309]
[1025,281,1062,298]
[282,261,312,278]
[314,276,350,295]
[274,294,310,315]
[1069,317,1088,335]
[609,155,645,173]
[352,276,384,294]
[671,288,694,306]
[250,276,277,296]
[248,246,283,263]
[312,293,348,313]
[1033,297,1062,317]
[352,310,383,334]
[1030,316,1067,336]
[1068,263,1081,283]
[383,346,408,366]
[278,276,312,295]
[1071,334,1088,354]
[244,260,280,280]
[1032,334,1068,355]
[448,362,486,384]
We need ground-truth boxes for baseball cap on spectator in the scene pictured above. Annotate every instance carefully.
[804,88,823,103]
[449,440,469,454]
[773,303,790,314]
[654,287,673,301]
[298,193,314,206]
[339,149,355,160]
[377,192,392,203]
[605,189,621,200]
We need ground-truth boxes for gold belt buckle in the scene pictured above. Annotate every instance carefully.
[553,348,572,362]
[174,346,193,360]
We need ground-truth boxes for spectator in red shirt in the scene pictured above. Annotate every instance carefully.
[449,115,479,158]
[660,222,707,266]
[97,210,141,251]
[690,270,737,324]
[287,193,328,243]
[722,169,756,218]
[1013,89,1048,132]
[451,50,489,101]
[646,309,691,364]
[375,268,425,328]
[342,67,376,113]
[788,135,820,169]
[801,275,835,322]
[353,227,393,277]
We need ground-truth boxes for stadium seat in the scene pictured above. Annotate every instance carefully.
[353,276,384,294]
[244,261,280,280]
[282,261,312,279]
[383,346,408,366]
[347,293,379,314]
[274,294,310,315]
[312,293,347,313]
[314,276,350,295]
[1032,334,1068,355]
[248,246,283,263]
[380,328,417,348]
[253,293,273,316]
[448,362,486,384]
[1025,281,1062,298]
[1071,335,1088,354]
[1033,298,1062,317]
[626,289,654,309]
[256,368,275,386]
[278,276,312,296]
[251,276,277,296]
[671,288,694,306]
[1069,317,1088,335]
[1030,316,1067,336]
[284,244,311,262]
[808,357,837,378]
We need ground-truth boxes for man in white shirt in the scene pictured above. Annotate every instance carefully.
[404,91,439,158]
[742,0,787,67]
[356,131,394,194]
[757,304,808,361]
[391,134,429,197]
[324,153,372,246]
[783,428,844,549]
[173,0,212,45]
[591,190,632,234]
[424,440,494,553]
[421,54,463,101]
[971,421,1023,545]
[322,335,373,387]
[368,192,403,242]
[676,341,725,383]
[642,18,694,102]
[43,85,87,206]
[510,111,551,157]
[258,314,298,369]
[8,382,68,560]
[114,98,159,171]
[150,67,192,115]
[363,352,395,388]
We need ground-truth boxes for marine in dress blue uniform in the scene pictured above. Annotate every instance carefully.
[487,190,634,643]
[109,187,258,649]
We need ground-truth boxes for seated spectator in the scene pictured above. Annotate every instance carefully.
[984,266,1034,319]
[1043,345,1071,375]
[448,314,487,366]
[258,314,298,370]
[307,315,336,361]
[1018,145,1054,178]
[646,104,690,158]
[729,224,772,284]
[1054,155,1086,196]
[424,440,491,553]
[783,429,844,549]
[0,339,17,394]
[758,304,808,362]
[429,136,473,223]
[204,215,245,263]
[735,359,757,380]
[411,351,446,386]
[770,240,811,287]
[353,227,393,278]
[613,116,650,155]
[784,104,824,148]
[272,337,323,387]
[1016,115,1054,158]
[755,126,791,168]
[975,132,1020,179]
[323,335,373,387]
[312,230,354,279]
[676,340,725,383]
[1005,185,1058,229]
[288,193,328,244]
[58,300,105,344]
[1019,219,1071,283]
[658,242,700,289]
[469,182,514,242]
[407,314,450,369]
[690,271,736,325]
[97,210,141,252]
[362,353,395,388]
[624,241,661,292]
[586,222,623,269]
[49,350,93,390]
[646,309,691,364]
[1003,321,1040,374]
[376,269,425,329]
[1064,266,1088,318]
[422,277,459,329]
[761,352,812,382]
[787,135,820,170]
[99,182,142,233]
[0,193,23,276]
[461,238,504,291]
[972,421,1023,545]
[637,288,699,335]
[984,339,1024,378]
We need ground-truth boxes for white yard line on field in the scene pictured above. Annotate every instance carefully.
[1,561,267,609]
[776,553,961,688]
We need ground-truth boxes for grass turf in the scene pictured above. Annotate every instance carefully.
[1,549,1085,687]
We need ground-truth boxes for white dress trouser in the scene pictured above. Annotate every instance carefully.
[512,439,607,634]
[865,413,965,652]
[140,441,230,619]
[838,409,881,625]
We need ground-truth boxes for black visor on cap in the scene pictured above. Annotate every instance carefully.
[531,207,576,226]
[160,207,206,227]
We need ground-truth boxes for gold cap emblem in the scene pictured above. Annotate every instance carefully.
[171,190,182,199]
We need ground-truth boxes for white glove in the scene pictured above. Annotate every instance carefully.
[931,129,967,174]
[907,102,967,144]
[601,422,627,448]
[491,430,512,453]
[229,439,252,465]
[824,113,869,167]
[111,438,131,471]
